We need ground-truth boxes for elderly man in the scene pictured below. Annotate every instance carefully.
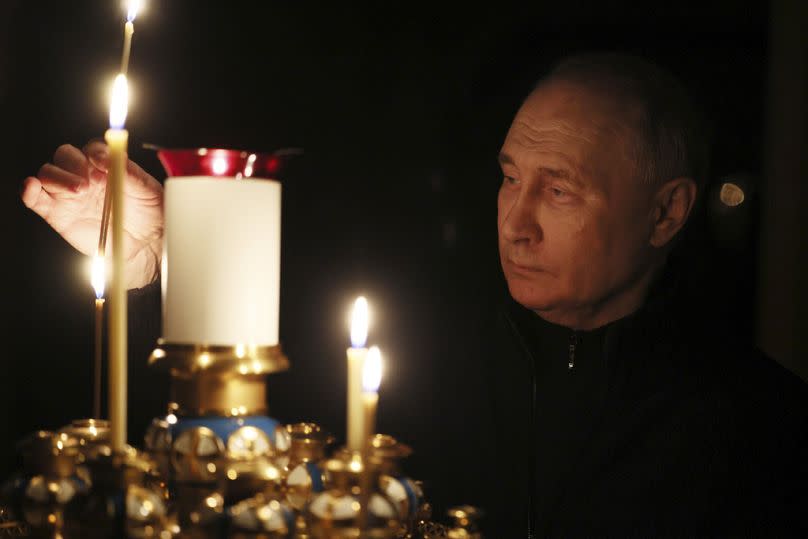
[22,53,808,536]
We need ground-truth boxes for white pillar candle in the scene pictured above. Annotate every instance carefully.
[163,177,281,346]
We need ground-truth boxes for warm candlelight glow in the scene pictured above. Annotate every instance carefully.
[91,254,106,299]
[212,155,228,176]
[126,0,143,22]
[109,74,128,129]
[350,296,369,348]
[363,346,383,393]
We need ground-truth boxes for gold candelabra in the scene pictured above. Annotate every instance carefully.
[0,341,483,538]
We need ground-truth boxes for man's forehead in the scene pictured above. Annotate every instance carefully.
[501,111,606,174]
[517,82,622,132]
[501,82,639,189]
[505,117,601,148]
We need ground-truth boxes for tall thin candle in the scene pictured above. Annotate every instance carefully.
[347,297,369,451]
[361,346,383,447]
[91,254,106,419]
[120,0,142,75]
[106,73,129,452]
[91,4,142,415]
[96,0,142,265]
[357,346,382,532]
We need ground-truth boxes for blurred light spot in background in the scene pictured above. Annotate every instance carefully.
[212,156,227,176]
[719,182,745,207]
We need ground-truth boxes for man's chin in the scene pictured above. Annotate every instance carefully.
[506,278,561,312]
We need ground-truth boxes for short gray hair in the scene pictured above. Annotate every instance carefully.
[538,52,709,193]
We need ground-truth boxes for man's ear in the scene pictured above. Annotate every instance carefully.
[649,177,698,248]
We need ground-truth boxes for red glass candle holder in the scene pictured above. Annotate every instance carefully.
[155,147,300,179]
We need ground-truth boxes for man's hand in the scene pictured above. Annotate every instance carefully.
[21,141,164,290]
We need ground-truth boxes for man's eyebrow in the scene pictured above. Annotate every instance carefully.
[497,152,514,166]
[538,166,570,179]
[540,166,585,188]
[498,153,583,186]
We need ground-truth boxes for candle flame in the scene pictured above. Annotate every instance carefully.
[91,254,106,299]
[109,74,128,129]
[350,296,369,348]
[126,0,143,22]
[362,346,383,393]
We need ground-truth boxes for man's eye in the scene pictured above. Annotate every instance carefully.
[503,176,520,186]
[550,187,567,198]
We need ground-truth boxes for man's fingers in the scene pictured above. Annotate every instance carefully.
[20,177,54,217]
[53,144,91,177]
[126,159,161,192]
[21,177,42,209]
[83,139,109,173]
[37,163,87,194]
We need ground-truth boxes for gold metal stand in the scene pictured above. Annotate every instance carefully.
[149,340,289,417]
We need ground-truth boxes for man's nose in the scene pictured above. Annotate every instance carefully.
[501,190,543,244]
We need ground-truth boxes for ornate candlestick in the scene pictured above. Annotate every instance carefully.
[278,423,334,512]
[76,444,171,539]
[149,146,293,480]
[145,147,295,536]
[0,431,88,539]
[367,435,425,530]
[306,448,401,538]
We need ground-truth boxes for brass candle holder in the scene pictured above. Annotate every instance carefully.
[223,453,294,538]
[278,423,334,512]
[0,431,87,539]
[306,448,402,538]
[147,340,290,486]
[146,340,292,536]
[76,444,172,539]
[148,341,289,418]
[366,435,425,531]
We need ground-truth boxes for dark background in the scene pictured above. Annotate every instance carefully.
[2,0,804,516]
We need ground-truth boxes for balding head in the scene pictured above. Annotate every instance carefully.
[535,53,709,194]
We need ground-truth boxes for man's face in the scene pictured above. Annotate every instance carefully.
[497,80,656,324]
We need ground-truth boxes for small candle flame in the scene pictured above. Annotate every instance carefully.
[126,0,143,22]
[350,296,369,348]
[362,346,383,393]
[109,74,129,129]
[91,254,106,299]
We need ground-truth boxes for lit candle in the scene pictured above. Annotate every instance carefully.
[361,346,383,447]
[91,254,106,419]
[106,73,129,452]
[357,345,382,532]
[121,0,142,75]
[94,0,142,280]
[347,297,369,451]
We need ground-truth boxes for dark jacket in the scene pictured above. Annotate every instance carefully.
[476,267,808,537]
[125,263,808,537]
